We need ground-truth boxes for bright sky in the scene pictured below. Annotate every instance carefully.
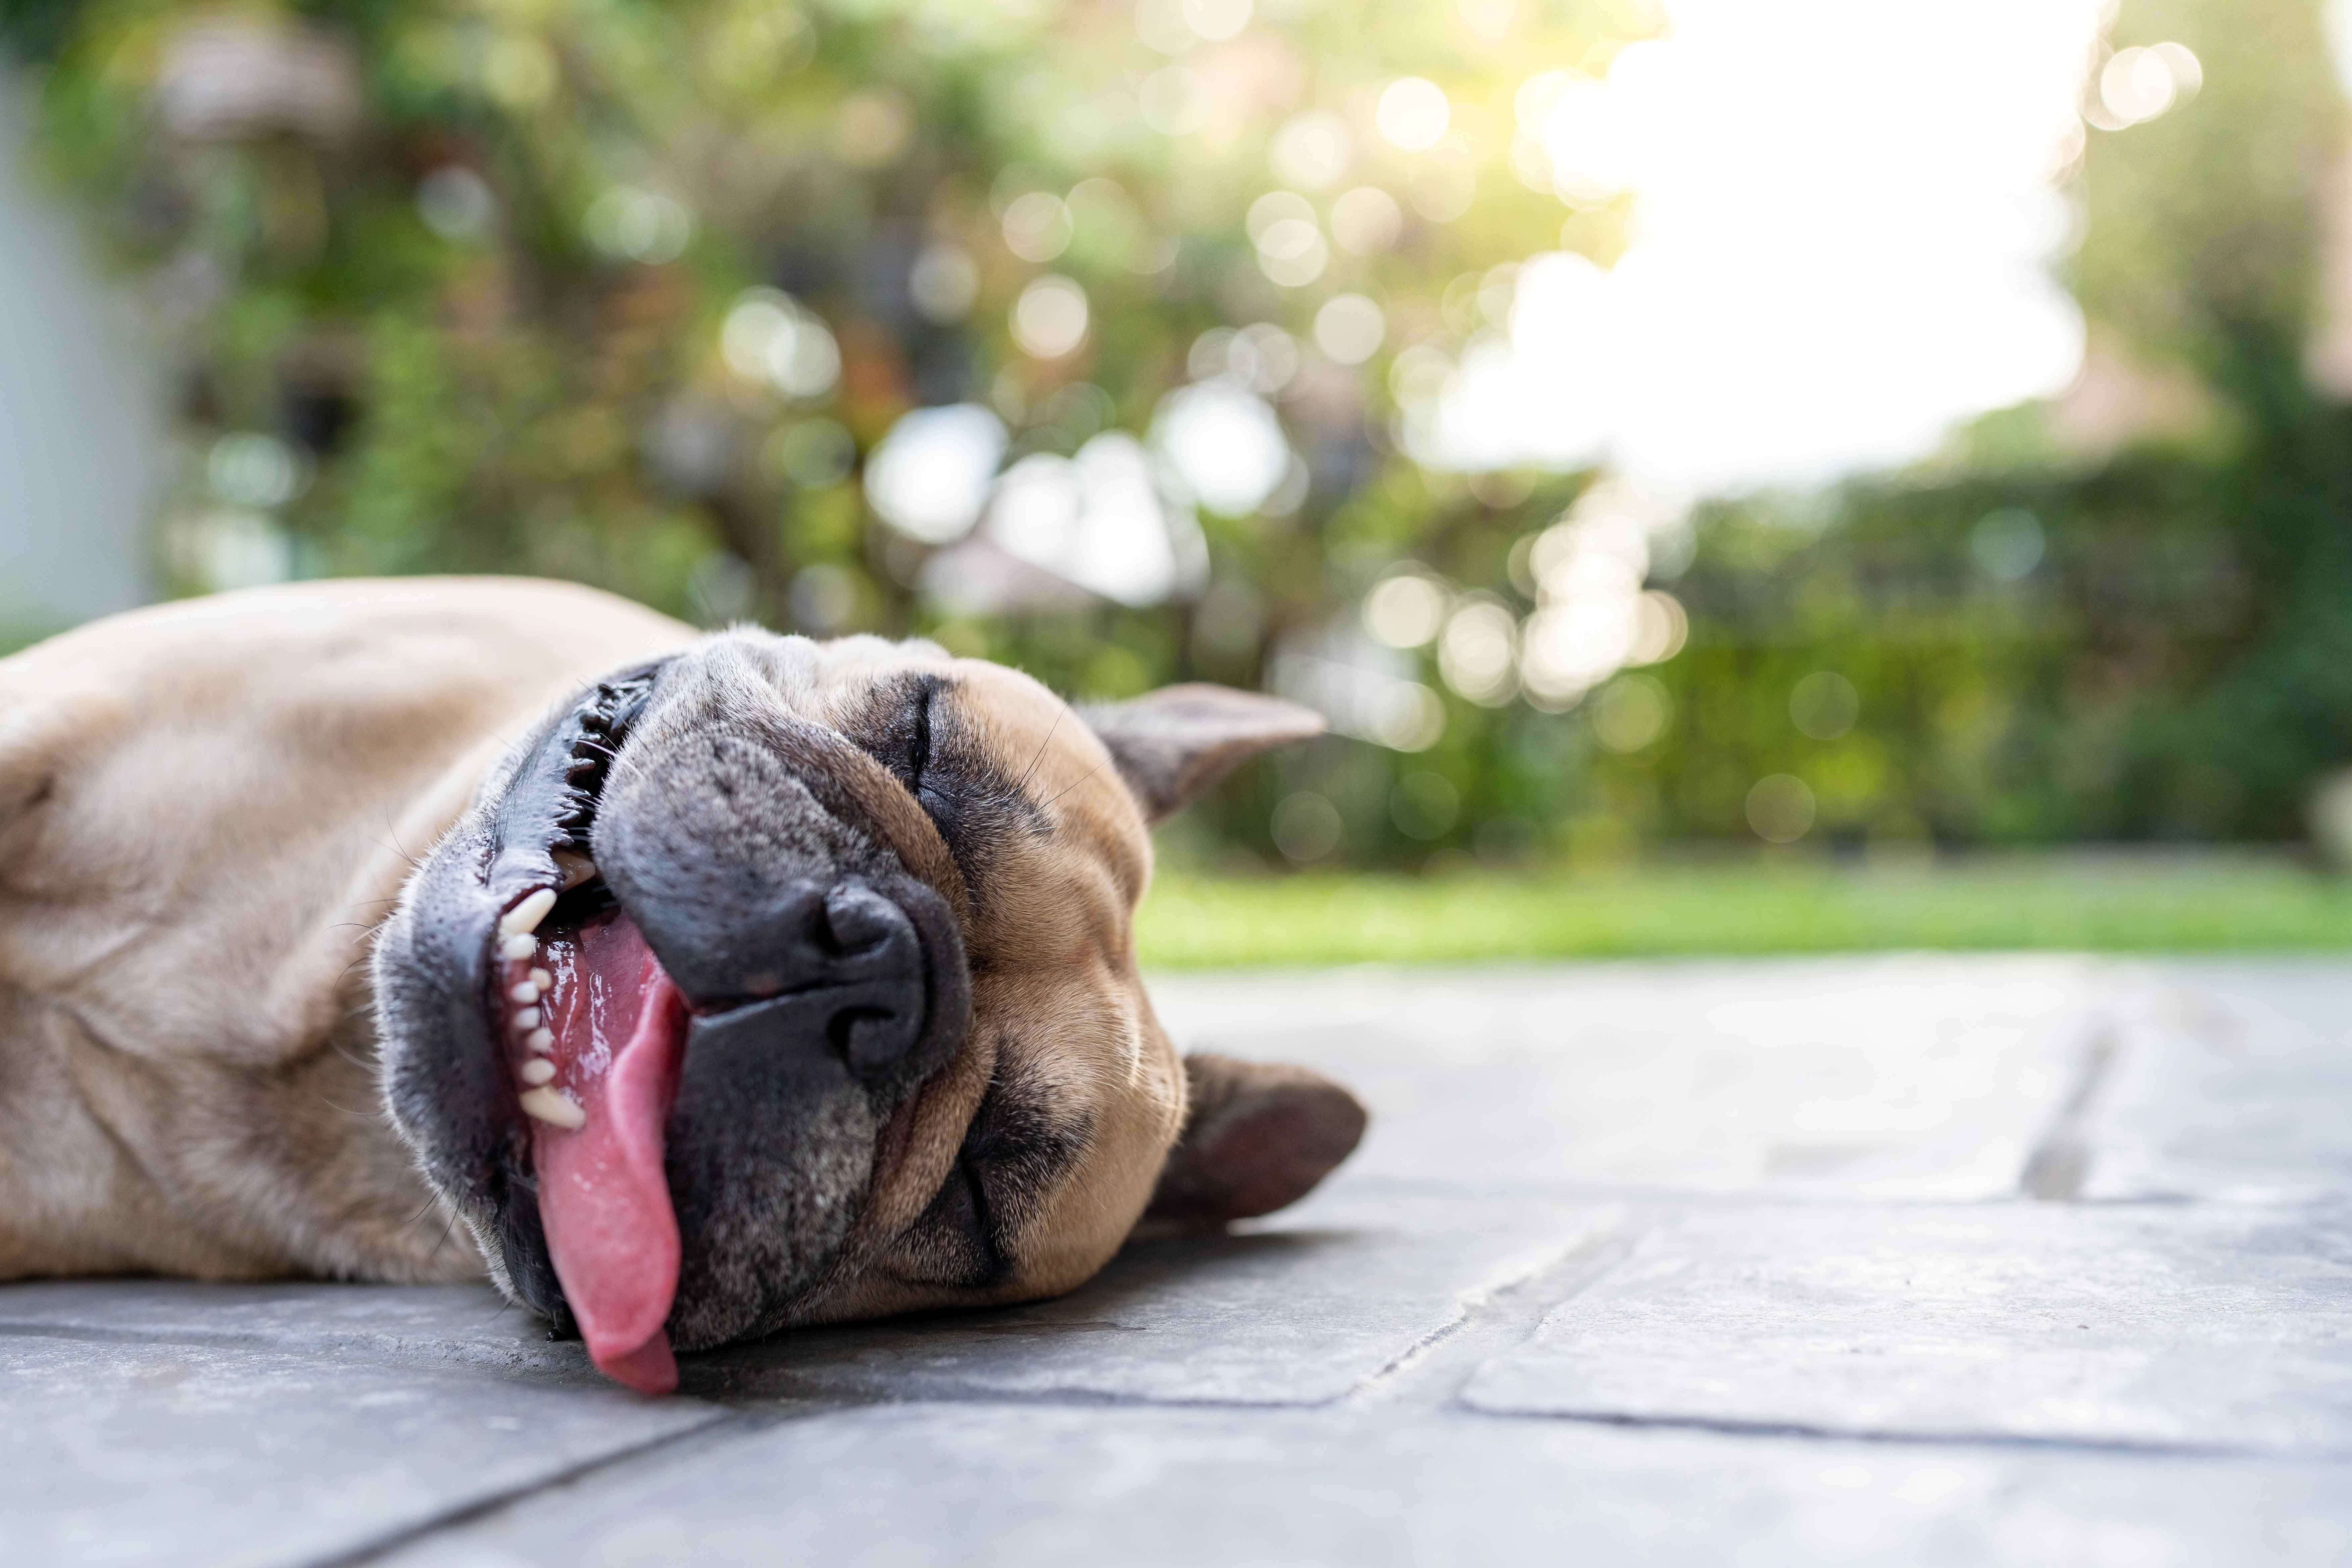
[1422,0,2111,496]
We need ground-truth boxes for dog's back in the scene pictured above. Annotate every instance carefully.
[0,578,692,1281]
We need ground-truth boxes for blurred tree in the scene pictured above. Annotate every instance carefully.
[1580,0,2352,851]
[9,0,2350,865]
[1,0,1677,866]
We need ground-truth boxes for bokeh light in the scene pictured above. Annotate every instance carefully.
[1363,571,1448,649]
[865,405,1008,545]
[1376,77,1452,151]
[1011,276,1090,360]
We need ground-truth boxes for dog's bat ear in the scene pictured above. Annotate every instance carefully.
[1078,684,1325,822]
[1144,1053,1367,1226]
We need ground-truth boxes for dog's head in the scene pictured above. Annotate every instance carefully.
[372,631,1363,1391]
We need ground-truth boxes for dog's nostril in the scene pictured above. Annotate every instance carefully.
[827,1004,906,1076]
[820,883,899,956]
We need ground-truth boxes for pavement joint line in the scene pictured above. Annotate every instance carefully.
[2019,1021,2121,1202]
[300,1412,749,1568]
[1346,1226,1642,1411]
[1454,1406,2349,1463]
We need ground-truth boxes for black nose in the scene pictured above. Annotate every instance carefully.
[663,880,931,1079]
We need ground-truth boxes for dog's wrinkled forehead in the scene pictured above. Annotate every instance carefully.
[621,630,1145,938]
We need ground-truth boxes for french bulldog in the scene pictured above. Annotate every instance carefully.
[0,578,1365,1392]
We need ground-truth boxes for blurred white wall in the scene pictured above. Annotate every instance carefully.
[0,67,161,632]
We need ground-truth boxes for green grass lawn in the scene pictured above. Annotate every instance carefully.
[1134,855,2352,968]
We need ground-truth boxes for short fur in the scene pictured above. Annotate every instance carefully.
[0,579,1362,1358]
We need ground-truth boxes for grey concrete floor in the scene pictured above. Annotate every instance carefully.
[4,956,2348,1567]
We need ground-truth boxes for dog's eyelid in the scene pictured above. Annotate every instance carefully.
[909,679,936,793]
[958,1157,1006,1277]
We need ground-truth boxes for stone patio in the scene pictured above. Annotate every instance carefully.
[4,956,2348,1566]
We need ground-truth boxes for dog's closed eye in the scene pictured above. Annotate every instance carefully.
[899,1060,1093,1288]
[914,1157,1003,1285]
[846,675,1049,918]
[855,674,943,801]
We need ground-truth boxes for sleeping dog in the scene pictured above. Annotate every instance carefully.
[0,578,1364,1392]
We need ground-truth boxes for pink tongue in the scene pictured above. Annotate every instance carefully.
[529,910,690,1395]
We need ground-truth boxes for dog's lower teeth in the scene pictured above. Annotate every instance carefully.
[513,1008,541,1031]
[498,933,538,962]
[526,1028,555,1054]
[529,968,552,991]
[499,888,557,938]
[519,1087,584,1129]
[519,1059,556,1086]
[509,980,541,1005]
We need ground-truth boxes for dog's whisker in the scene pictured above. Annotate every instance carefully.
[1014,705,1065,794]
[1042,756,1110,809]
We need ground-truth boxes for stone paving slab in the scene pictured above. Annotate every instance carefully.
[2084,963,2352,1203]
[1147,956,2103,1199]
[683,1186,1599,1404]
[0,1188,1607,1409]
[1460,1200,2352,1453]
[0,1282,587,1380]
[2,957,2346,1566]
[0,1333,721,1568]
[367,1404,2352,1568]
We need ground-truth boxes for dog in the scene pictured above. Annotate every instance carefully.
[0,577,1365,1393]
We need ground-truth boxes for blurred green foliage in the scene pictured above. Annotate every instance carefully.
[1137,855,2352,966]
[5,0,2350,868]
[1592,0,2352,849]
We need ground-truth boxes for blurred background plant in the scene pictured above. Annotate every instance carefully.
[3,0,2351,887]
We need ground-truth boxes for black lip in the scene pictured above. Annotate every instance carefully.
[432,659,673,1333]
[479,662,667,921]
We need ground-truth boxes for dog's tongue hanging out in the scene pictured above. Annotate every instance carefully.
[520,906,690,1395]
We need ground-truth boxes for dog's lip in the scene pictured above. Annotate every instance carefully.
[472,667,669,1024]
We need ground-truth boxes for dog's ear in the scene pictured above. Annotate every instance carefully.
[1079,684,1324,823]
[1145,1054,1367,1226]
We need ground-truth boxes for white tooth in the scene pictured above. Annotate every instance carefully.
[509,980,541,1005]
[519,1058,556,1086]
[519,1087,585,1130]
[499,933,538,962]
[500,889,558,938]
[553,850,597,891]
[529,968,552,992]
[513,1008,540,1031]
[526,1028,555,1054]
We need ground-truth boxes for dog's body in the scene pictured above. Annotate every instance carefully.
[0,579,1360,1389]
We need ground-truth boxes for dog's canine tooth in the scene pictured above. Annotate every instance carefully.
[498,933,539,962]
[529,968,553,992]
[518,1087,585,1130]
[513,1007,541,1031]
[526,1028,555,1054]
[509,980,542,1005]
[500,889,558,938]
[552,849,597,891]
[518,1058,556,1086]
